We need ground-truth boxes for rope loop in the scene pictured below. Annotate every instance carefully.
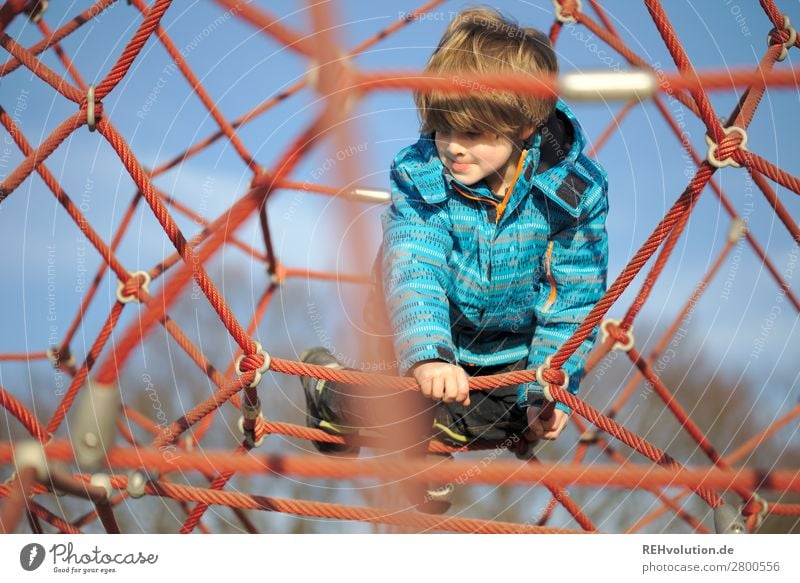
[234,341,271,388]
[237,412,266,448]
[552,0,582,24]
[739,492,769,529]
[28,0,48,24]
[767,15,796,62]
[727,217,748,243]
[46,345,76,369]
[85,84,98,132]
[600,318,635,352]
[115,270,151,304]
[705,125,748,169]
[535,355,569,399]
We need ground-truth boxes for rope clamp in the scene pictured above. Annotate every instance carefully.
[579,429,599,444]
[46,345,76,369]
[600,318,635,352]
[705,125,748,169]
[535,355,569,400]
[90,473,113,501]
[234,341,271,388]
[553,0,582,24]
[86,84,97,132]
[28,0,48,24]
[115,270,151,304]
[237,413,266,448]
[727,217,748,243]
[767,15,796,62]
[739,492,769,529]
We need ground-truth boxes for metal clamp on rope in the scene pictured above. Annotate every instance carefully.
[579,429,599,444]
[727,217,748,243]
[767,15,796,62]
[739,492,769,529]
[126,468,159,499]
[714,502,745,534]
[553,0,582,24]
[28,0,48,24]
[12,440,49,481]
[46,345,76,369]
[90,473,113,502]
[234,341,271,388]
[535,355,569,402]
[600,318,635,352]
[115,270,151,304]
[237,411,266,448]
[86,84,97,132]
[705,125,748,169]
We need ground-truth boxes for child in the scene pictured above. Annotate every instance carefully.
[300,7,608,507]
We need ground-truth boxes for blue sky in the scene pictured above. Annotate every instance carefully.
[1,1,798,460]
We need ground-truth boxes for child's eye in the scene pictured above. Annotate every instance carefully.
[464,132,482,139]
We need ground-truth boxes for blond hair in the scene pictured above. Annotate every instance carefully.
[414,7,558,139]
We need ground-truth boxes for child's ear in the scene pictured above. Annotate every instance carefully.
[519,125,536,142]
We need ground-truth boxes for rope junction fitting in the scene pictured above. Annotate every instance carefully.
[115,270,151,304]
[600,318,635,352]
[705,125,748,169]
[767,16,796,62]
[234,341,271,388]
[553,0,582,24]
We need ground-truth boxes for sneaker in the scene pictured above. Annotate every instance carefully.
[299,347,360,456]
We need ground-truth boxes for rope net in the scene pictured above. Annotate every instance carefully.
[0,0,799,534]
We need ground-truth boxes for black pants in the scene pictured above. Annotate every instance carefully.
[320,359,529,447]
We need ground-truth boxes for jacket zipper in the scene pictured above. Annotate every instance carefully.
[451,152,529,322]
[542,240,557,313]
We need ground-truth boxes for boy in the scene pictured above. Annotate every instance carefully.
[300,7,608,507]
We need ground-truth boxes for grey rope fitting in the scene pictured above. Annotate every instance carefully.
[115,270,151,304]
[46,345,76,369]
[89,473,113,502]
[535,355,569,402]
[767,15,796,62]
[12,440,49,481]
[234,341,271,388]
[126,468,159,499]
[739,492,769,530]
[28,0,48,24]
[237,410,266,448]
[727,217,748,243]
[714,502,746,534]
[86,84,97,132]
[600,318,635,352]
[553,0,582,24]
[705,125,748,169]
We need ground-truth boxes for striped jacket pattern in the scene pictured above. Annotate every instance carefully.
[379,100,609,410]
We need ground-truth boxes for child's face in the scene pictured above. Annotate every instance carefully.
[434,130,518,192]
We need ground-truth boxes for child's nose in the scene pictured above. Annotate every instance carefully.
[446,140,466,157]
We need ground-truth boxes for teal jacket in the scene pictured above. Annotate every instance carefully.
[379,100,608,411]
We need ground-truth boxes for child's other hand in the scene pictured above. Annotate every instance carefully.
[411,361,471,407]
[525,403,568,440]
